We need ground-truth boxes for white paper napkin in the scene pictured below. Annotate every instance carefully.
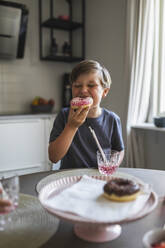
[44,175,151,222]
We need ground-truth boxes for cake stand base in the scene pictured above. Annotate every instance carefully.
[74,223,122,243]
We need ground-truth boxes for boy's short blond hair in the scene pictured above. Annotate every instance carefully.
[70,60,112,88]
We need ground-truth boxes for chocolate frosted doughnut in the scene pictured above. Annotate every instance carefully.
[103,178,141,202]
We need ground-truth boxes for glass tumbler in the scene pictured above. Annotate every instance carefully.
[0,175,19,231]
[97,150,120,176]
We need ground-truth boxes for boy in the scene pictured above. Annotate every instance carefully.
[49,60,124,169]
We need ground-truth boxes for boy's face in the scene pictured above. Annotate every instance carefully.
[72,72,109,109]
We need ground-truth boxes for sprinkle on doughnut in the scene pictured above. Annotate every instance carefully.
[71,97,93,109]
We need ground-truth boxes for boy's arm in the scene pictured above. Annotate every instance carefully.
[48,106,90,163]
[48,124,77,163]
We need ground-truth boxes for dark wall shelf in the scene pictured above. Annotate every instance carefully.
[39,0,85,63]
[42,18,83,31]
[41,55,83,62]
[0,34,13,38]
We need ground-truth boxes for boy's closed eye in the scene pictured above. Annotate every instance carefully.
[73,84,82,88]
[73,83,98,88]
[88,84,96,87]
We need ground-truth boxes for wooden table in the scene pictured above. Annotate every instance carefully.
[20,168,165,248]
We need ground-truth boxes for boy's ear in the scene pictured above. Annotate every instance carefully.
[102,88,110,98]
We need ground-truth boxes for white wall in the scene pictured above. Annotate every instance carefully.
[85,0,164,171]
[86,0,128,164]
[0,0,72,114]
[0,0,128,165]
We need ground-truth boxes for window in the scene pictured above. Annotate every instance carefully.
[149,0,165,119]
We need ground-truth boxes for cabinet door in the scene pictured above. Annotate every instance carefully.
[0,118,46,172]
[45,116,61,170]
[45,116,55,168]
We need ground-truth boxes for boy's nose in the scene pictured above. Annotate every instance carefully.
[80,85,88,93]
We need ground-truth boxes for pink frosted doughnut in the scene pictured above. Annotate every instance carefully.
[71,97,93,109]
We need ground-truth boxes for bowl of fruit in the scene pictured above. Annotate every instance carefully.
[143,228,165,248]
[31,97,55,113]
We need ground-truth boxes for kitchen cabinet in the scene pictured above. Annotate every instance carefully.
[0,114,57,177]
[45,115,61,170]
[38,0,85,62]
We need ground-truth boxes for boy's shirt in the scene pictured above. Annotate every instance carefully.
[49,108,124,169]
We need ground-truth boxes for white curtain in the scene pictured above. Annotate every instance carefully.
[126,0,165,168]
[149,0,165,120]
[126,0,154,168]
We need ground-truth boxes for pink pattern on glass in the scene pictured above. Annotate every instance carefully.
[98,164,118,175]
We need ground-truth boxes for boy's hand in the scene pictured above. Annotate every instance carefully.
[0,188,13,214]
[67,106,90,128]
[0,199,13,214]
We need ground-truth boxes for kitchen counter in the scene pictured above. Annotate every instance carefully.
[0,111,57,120]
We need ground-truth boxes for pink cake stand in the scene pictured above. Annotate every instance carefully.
[74,223,121,242]
[39,175,158,243]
